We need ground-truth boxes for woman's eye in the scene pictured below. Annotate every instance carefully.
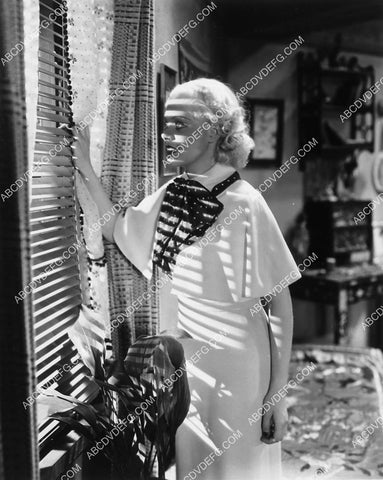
[164,120,187,130]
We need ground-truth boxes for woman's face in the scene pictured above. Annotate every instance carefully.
[162,89,217,172]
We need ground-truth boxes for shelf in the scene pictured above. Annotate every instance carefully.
[301,66,372,79]
[321,143,374,154]
[320,68,372,78]
[321,103,373,113]
[301,103,373,113]
[298,54,375,171]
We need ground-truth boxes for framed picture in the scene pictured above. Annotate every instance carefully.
[158,64,179,177]
[247,98,284,167]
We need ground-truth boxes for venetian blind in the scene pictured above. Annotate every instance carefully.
[32,0,97,447]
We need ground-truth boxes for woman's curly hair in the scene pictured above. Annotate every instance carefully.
[169,78,255,169]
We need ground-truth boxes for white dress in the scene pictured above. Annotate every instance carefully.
[113,163,302,480]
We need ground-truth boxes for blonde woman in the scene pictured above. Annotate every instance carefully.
[73,78,301,479]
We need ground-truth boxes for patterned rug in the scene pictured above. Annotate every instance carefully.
[282,344,383,479]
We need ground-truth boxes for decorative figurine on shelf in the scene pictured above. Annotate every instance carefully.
[285,212,310,266]
[337,153,358,200]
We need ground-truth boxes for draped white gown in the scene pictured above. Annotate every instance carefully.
[113,163,301,480]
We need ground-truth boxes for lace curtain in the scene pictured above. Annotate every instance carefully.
[66,0,114,325]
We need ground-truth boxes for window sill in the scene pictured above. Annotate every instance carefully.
[40,429,88,480]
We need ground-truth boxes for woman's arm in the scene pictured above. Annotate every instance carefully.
[267,287,294,392]
[261,287,293,444]
[71,127,119,242]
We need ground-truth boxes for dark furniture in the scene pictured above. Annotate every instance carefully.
[290,264,383,344]
[305,200,373,266]
[297,51,375,170]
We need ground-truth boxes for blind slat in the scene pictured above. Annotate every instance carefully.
[37,362,84,391]
[37,110,71,123]
[39,27,65,42]
[31,176,72,187]
[37,102,71,115]
[53,368,90,396]
[35,299,79,328]
[34,288,82,322]
[38,78,69,96]
[40,12,67,30]
[30,187,74,198]
[38,67,68,86]
[35,132,71,144]
[32,263,78,283]
[31,245,78,269]
[33,267,79,292]
[35,303,78,337]
[37,89,71,104]
[37,347,77,381]
[36,125,72,136]
[30,166,73,177]
[33,275,80,302]
[33,154,72,166]
[32,254,78,275]
[31,207,76,222]
[31,227,75,244]
[39,45,66,62]
[38,54,65,72]
[30,199,75,213]
[36,321,75,356]
[31,217,76,232]
[39,29,66,46]
[36,330,72,359]
[34,143,72,155]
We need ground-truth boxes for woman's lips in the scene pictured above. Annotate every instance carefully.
[165,145,181,160]
[166,145,177,153]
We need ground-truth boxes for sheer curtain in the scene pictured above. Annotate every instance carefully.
[66,0,114,325]
[67,0,159,363]
[101,0,159,361]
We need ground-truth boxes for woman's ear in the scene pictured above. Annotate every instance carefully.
[207,124,220,143]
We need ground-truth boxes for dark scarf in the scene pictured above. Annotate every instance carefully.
[152,171,240,276]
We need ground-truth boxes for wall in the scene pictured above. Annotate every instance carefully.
[154,0,219,79]
[226,40,304,233]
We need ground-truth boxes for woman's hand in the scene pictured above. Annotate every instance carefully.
[260,395,288,444]
[70,125,93,177]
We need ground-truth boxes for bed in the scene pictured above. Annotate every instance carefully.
[283,344,383,479]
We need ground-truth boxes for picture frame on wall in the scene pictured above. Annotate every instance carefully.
[247,98,284,167]
[158,64,179,177]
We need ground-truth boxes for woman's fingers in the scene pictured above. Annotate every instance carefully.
[261,410,274,443]
[272,414,287,442]
[261,408,288,444]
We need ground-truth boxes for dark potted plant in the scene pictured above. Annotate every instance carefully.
[39,306,190,480]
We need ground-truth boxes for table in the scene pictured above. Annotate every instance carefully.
[290,264,383,344]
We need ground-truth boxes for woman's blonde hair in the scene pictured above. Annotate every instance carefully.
[169,78,254,169]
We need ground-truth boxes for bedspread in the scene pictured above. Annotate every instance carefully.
[282,344,383,479]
